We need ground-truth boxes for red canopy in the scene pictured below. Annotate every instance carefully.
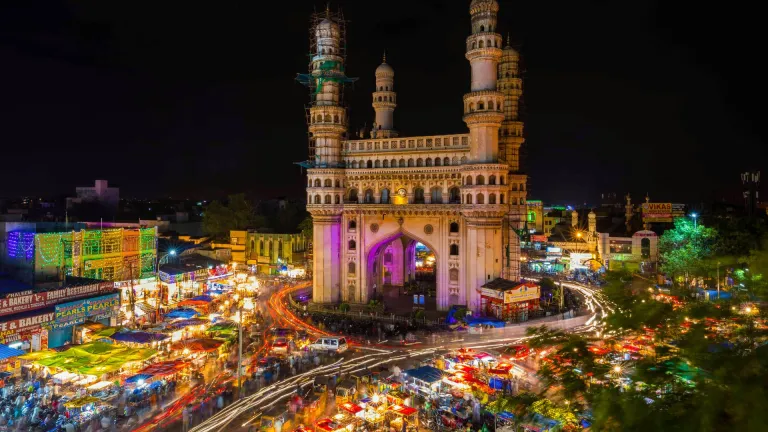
[387,405,417,416]
[171,338,223,352]
[315,418,339,431]
[138,360,190,377]
[339,402,363,415]
[453,364,478,373]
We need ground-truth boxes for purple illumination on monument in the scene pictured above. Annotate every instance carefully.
[6,232,35,260]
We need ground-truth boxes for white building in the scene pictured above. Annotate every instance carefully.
[300,1,529,313]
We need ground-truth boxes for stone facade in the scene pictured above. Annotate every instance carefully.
[302,1,527,312]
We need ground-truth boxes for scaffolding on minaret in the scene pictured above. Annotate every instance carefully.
[295,8,358,166]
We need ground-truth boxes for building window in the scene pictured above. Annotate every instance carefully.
[450,222,459,233]
[641,238,651,258]
[259,240,264,256]
[450,244,459,256]
[449,187,461,204]
[450,268,459,282]
[348,262,356,274]
[431,187,443,204]
[489,175,496,185]
[348,220,357,231]
[477,193,485,204]
[324,195,332,204]
[348,239,356,250]
[476,175,485,185]
[314,179,321,187]
[364,189,375,204]
[465,176,473,186]
[466,194,473,204]
[414,188,425,204]
[489,193,496,204]
[381,188,391,204]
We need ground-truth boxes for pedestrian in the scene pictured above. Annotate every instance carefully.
[216,394,224,412]
[182,405,190,432]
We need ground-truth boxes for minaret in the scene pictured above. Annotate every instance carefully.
[372,53,397,139]
[498,33,527,283]
[588,210,596,234]
[464,0,505,162]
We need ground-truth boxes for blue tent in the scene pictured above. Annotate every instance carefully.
[403,366,444,384]
[191,295,213,303]
[466,317,506,328]
[0,344,24,361]
[164,308,200,319]
[125,374,153,384]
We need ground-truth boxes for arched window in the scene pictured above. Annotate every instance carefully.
[500,176,505,185]
[465,176,473,186]
[434,157,441,166]
[314,195,321,204]
[450,268,459,282]
[375,160,381,168]
[324,114,331,122]
[453,156,459,165]
[417,158,424,167]
[348,239,356,250]
[460,156,467,164]
[324,195,332,204]
[348,220,357,231]
[488,101,494,110]
[520,184,525,191]
[511,198,518,205]
[379,86,383,91]
[472,41,477,49]
[391,159,397,167]
[449,187,461,204]
[351,161,359,169]
[431,187,443,204]
[278,240,283,259]
[477,193,485,204]
[348,189,358,203]
[378,96,382,102]
[469,103,475,112]
[399,159,406,167]
[500,193,505,204]
[359,160,365,168]
[466,194,473,204]
[641,238,651,258]
[450,244,459,256]
[389,96,393,102]
[364,189,375,204]
[259,240,264,256]
[314,179,321,187]
[408,159,415,167]
[385,86,389,91]
[444,157,450,166]
[268,241,273,258]
[383,159,389,168]
[250,239,255,253]
[348,261,356,274]
[476,175,485,185]
[335,179,341,187]
[413,188,425,204]
[324,179,332,187]
[333,114,339,123]
[489,193,496,204]
[479,40,485,48]
[489,175,496,185]
[425,158,433,167]
[480,25,485,32]
[367,160,373,169]
[380,188,390,204]
[450,222,459,233]
[478,102,485,110]
[512,183,518,191]
[335,195,340,204]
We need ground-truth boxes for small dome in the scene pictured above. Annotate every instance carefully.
[470,0,499,13]
[317,18,337,30]
[376,62,394,77]
[503,45,519,58]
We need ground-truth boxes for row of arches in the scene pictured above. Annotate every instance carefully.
[251,239,283,259]
[377,85,391,91]
[467,99,502,113]
[347,186,462,204]
[311,113,343,124]
[471,38,500,50]
[465,174,506,186]
[464,193,505,205]
[310,178,343,188]
[310,194,342,204]
[348,156,467,169]
[375,95,394,103]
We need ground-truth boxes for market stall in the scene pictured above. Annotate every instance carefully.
[386,404,418,431]
[402,365,443,397]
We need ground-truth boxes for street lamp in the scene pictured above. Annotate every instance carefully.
[690,213,698,230]
[717,262,721,300]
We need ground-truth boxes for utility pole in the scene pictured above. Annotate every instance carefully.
[237,293,244,398]
[717,262,721,300]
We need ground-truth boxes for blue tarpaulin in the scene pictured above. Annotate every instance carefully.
[111,331,169,344]
[0,344,24,361]
[164,308,200,319]
[125,374,153,384]
[191,295,213,303]
[403,366,443,384]
[497,412,515,421]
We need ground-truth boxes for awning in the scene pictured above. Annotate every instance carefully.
[167,318,208,329]
[403,365,443,384]
[170,338,223,352]
[137,360,190,377]
[339,402,363,415]
[111,331,169,344]
[164,308,200,319]
[386,405,417,416]
[0,343,25,361]
[125,374,153,384]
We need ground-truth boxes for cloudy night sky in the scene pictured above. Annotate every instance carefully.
[1,1,765,205]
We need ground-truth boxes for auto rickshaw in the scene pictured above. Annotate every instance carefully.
[335,379,358,405]
[313,376,329,396]
[257,406,294,432]
[295,392,324,426]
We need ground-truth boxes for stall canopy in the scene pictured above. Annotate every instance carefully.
[20,342,157,375]
[170,338,223,352]
[0,344,24,361]
[168,318,208,330]
[125,374,153,384]
[387,405,418,416]
[64,396,102,408]
[178,296,213,307]
[164,308,200,319]
[207,321,237,332]
[111,330,169,344]
[137,360,190,377]
[403,365,444,384]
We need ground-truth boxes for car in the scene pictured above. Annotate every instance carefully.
[270,337,290,355]
[255,356,281,374]
[309,337,348,353]
[501,344,530,360]
[269,328,294,342]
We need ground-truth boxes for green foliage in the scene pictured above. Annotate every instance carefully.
[339,303,350,313]
[529,399,579,426]
[413,309,425,320]
[202,194,262,240]
[659,217,718,284]
[298,215,313,239]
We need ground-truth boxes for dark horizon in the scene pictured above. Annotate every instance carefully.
[1,1,765,205]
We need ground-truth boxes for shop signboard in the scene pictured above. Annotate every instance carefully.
[504,284,540,304]
[642,203,686,223]
[480,288,504,301]
[53,293,120,329]
[0,311,55,344]
[531,235,548,243]
[0,281,114,318]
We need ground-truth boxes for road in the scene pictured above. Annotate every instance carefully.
[190,280,610,432]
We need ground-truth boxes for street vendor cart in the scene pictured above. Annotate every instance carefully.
[258,406,293,432]
[386,404,418,432]
[335,379,358,405]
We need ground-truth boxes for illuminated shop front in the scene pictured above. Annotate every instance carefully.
[480,280,540,322]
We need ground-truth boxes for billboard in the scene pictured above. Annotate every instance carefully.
[504,284,540,304]
[642,203,685,223]
[0,311,55,344]
[569,253,594,269]
[0,282,115,318]
[53,293,120,329]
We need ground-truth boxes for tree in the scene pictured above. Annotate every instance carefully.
[202,194,263,241]
[659,217,718,286]
[298,215,313,239]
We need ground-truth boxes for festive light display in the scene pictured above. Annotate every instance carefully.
[6,232,35,260]
[9,227,157,282]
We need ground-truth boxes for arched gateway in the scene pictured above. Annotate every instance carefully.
[300,1,529,312]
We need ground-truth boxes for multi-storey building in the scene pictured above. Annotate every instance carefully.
[299,1,528,313]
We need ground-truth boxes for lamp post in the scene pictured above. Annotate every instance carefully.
[717,262,721,299]
[690,213,698,230]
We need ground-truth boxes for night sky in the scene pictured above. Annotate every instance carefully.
[1,1,765,205]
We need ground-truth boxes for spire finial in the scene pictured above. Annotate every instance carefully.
[325,2,330,16]
[382,50,387,63]
[506,33,511,47]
